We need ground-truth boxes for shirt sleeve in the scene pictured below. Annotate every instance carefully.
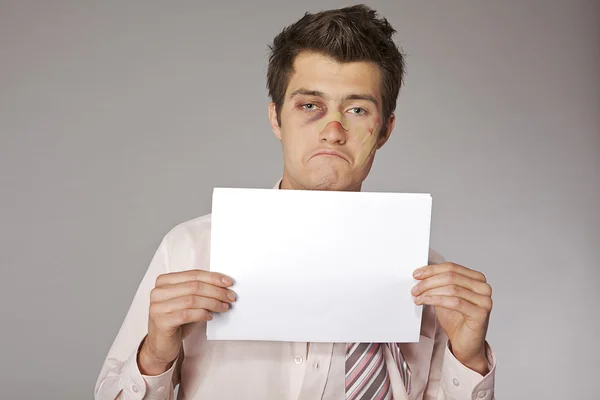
[437,340,496,400]
[422,318,496,400]
[94,235,179,400]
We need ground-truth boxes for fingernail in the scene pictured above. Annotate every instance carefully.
[413,269,423,278]
[221,276,232,285]
[207,312,213,320]
[415,296,422,304]
[227,292,236,301]
[411,284,419,295]
[222,302,229,310]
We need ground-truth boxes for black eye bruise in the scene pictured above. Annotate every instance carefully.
[305,108,326,125]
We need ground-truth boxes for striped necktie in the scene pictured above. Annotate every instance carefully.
[345,343,411,400]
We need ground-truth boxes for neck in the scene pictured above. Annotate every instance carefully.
[279,173,363,192]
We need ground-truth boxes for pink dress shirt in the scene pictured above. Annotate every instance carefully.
[95,181,496,400]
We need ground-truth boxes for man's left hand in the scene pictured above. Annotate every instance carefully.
[412,262,493,375]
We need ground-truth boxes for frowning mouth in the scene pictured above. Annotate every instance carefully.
[309,150,349,162]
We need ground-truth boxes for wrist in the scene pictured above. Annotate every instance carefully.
[137,338,174,376]
[449,343,489,376]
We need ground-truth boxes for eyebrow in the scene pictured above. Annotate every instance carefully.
[288,88,380,108]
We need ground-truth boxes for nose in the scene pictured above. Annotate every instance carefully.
[319,121,347,145]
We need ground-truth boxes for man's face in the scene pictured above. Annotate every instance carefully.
[269,51,394,191]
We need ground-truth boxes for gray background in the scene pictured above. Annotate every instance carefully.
[1,1,598,399]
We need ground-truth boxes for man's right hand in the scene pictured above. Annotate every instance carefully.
[138,270,236,375]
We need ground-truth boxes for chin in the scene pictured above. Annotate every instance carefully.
[305,170,360,191]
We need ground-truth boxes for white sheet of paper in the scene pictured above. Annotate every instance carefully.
[206,187,432,343]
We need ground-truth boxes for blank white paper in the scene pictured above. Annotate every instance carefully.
[206,187,432,343]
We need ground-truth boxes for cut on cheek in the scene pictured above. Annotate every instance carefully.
[354,123,379,167]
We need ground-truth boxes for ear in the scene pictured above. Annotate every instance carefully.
[376,113,395,149]
[269,102,282,141]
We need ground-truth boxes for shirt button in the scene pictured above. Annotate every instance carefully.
[478,391,487,398]
[157,386,165,393]
[294,356,303,364]
[315,362,320,370]
[131,385,139,393]
[452,378,460,387]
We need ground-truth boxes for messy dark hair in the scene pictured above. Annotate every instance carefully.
[266,4,405,137]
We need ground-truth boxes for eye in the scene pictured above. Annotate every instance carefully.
[350,107,366,115]
[302,103,318,111]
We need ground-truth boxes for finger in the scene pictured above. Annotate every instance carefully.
[159,308,214,330]
[155,269,233,288]
[151,280,236,303]
[414,262,487,283]
[416,295,488,320]
[412,272,492,297]
[152,294,230,315]
[413,285,493,311]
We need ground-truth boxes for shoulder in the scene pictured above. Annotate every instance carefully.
[163,213,212,243]
[159,213,213,272]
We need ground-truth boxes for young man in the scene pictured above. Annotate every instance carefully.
[95,5,496,400]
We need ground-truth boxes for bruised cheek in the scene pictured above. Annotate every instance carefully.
[305,110,325,125]
[293,107,326,128]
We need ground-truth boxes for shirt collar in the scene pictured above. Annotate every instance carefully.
[273,178,282,190]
